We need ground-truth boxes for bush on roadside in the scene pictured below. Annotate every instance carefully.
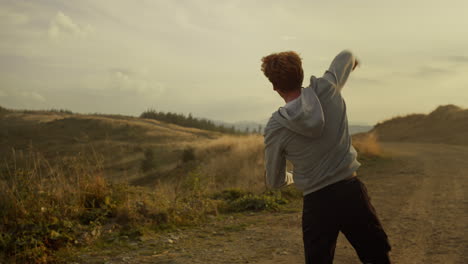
[0,134,304,263]
[0,149,122,263]
[212,188,289,212]
[0,150,217,263]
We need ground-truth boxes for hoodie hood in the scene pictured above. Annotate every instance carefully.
[272,76,325,138]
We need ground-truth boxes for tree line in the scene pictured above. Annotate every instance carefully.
[140,109,258,134]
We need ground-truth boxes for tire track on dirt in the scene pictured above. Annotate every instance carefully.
[381,143,468,264]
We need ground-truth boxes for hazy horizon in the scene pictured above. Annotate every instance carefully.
[1,0,467,125]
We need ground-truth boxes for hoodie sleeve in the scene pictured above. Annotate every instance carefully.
[322,50,356,92]
[264,128,293,189]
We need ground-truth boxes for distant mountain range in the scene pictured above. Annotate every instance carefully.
[349,125,373,135]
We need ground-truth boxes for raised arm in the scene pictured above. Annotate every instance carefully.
[322,50,358,92]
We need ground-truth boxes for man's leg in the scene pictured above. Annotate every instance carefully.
[302,189,341,264]
[339,178,391,264]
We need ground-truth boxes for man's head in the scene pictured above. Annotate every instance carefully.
[261,51,304,96]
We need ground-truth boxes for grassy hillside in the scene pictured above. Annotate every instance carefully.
[0,108,278,262]
[372,105,468,145]
[4,103,465,262]
[0,109,223,183]
[0,107,381,263]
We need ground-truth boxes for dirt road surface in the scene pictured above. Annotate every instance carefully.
[76,142,468,264]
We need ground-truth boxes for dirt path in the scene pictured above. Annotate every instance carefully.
[75,142,468,264]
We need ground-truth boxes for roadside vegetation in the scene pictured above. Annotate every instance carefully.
[0,135,301,263]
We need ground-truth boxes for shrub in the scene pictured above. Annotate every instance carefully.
[181,147,196,163]
[279,185,303,200]
[49,109,73,114]
[0,149,122,263]
[212,189,289,212]
[228,193,287,212]
[140,148,158,172]
[170,170,217,225]
[212,188,250,201]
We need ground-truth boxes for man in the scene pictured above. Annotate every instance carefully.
[261,50,391,264]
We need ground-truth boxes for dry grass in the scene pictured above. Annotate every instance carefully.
[191,135,265,192]
[0,111,222,185]
[0,148,114,263]
[0,148,219,263]
[0,134,269,263]
[0,109,289,263]
[373,104,468,145]
[1,109,343,262]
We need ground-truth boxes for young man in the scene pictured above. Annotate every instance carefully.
[261,50,391,264]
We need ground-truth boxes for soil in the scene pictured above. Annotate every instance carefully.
[73,142,468,264]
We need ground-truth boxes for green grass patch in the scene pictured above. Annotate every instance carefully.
[212,188,293,212]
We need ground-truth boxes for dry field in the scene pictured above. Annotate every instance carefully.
[2,105,466,263]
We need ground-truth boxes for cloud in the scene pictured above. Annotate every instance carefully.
[21,91,46,102]
[0,9,30,25]
[447,55,468,64]
[281,35,297,41]
[0,89,46,110]
[48,11,93,38]
[108,68,164,95]
[412,66,452,78]
[0,88,45,102]
[351,77,383,85]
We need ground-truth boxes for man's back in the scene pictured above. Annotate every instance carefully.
[264,50,360,195]
[261,49,391,264]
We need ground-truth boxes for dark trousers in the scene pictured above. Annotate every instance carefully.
[302,177,391,264]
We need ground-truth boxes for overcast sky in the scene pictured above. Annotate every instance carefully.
[1,0,467,124]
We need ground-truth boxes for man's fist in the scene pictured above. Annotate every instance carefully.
[352,59,359,71]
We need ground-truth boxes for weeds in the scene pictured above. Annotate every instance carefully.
[212,188,290,212]
[193,135,265,192]
[0,149,114,263]
[0,134,302,263]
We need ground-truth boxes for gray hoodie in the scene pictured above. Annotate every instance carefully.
[264,50,360,196]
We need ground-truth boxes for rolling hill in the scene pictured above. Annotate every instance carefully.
[0,109,223,183]
[372,104,468,145]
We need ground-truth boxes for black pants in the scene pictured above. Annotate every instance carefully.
[302,177,391,264]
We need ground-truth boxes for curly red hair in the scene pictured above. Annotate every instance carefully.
[261,51,304,92]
